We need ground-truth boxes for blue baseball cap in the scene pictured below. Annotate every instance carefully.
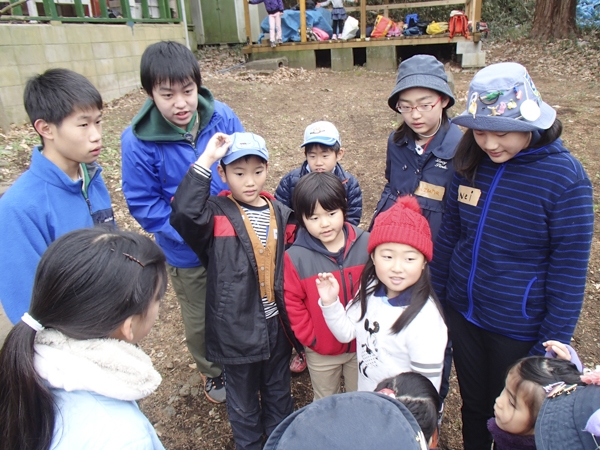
[301,121,341,147]
[221,132,269,165]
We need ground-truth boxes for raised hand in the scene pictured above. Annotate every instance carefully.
[316,272,339,306]
[196,132,232,169]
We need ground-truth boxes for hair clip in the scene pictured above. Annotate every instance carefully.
[543,381,565,396]
[545,382,578,398]
[123,252,145,267]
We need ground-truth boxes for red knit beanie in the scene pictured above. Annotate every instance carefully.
[367,196,433,261]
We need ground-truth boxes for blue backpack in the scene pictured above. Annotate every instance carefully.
[405,13,418,28]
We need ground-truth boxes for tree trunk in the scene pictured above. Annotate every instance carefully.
[530,0,578,40]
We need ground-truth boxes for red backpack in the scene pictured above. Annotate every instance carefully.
[449,10,469,39]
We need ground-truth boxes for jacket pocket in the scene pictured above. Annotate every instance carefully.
[521,277,538,320]
[215,281,232,322]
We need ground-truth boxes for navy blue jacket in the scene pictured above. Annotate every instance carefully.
[249,0,283,14]
[275,161,363,226]
[430,139,594,355]
[170,169,302,364]
[371,122,463,240]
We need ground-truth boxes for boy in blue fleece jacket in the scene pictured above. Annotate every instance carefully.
[121,41,244,404]
[0,68,114,324]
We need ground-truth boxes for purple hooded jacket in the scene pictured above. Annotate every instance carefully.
[249,0,283,14]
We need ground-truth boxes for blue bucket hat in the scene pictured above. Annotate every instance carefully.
[264,392,428,450]
[535,384,600,450]
[387,54,456,112]
[221,132,269,165]
[452,62,556,132]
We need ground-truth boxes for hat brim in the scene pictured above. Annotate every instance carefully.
[221,148,268,165]
[300,136,339,147]
[388,74,456,112]
[452,100,556,132]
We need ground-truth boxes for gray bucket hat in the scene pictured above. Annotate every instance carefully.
[452,62,556,132]
[387,54,455,112]
[265,392,428,450]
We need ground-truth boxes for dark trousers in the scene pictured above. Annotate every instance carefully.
[332,19,344,35]
[223,317,293,450]
[447,306,535,450]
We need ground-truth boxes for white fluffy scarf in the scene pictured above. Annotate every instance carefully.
[34,329,162,401]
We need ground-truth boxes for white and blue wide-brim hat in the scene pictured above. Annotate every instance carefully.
[452,62,556,132]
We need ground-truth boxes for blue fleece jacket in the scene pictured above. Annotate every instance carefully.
[0,147,114,324]
[430,139,594,355]
[121,87,244,268]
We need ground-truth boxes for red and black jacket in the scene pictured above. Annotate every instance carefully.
[170,167,301,365]
[284,224,369,356]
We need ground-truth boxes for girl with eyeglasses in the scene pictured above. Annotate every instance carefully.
[370,54,462,242]
[430,62,594,449]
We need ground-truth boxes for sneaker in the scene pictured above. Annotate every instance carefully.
[202,374,226,404]
[277,38,283,44]
[290,352,307,373]
[331,34,337,40]
[270,40,277,48]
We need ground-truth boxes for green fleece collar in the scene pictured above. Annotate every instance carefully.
[131,87,215,142]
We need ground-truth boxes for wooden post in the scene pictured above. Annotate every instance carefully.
[243,0,252,44]
[383,0,388,18]
[360,0,366,39]
[300,0,307,43]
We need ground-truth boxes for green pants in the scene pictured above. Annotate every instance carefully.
[167,264,222,378]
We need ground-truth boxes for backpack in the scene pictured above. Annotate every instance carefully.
[405,13,418,28]
[426,21,448,35]
[448,10,469,39]
[371,15,393,38]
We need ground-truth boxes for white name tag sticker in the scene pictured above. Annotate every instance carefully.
[414,181,445,201]
[458,185,481,207]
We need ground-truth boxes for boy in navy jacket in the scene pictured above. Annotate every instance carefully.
[0,69,113,324]
[171,132,301,450]
[121,41,244,403]
[275,121,362,226]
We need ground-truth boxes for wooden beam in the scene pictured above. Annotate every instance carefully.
[300,0,306,43]
[242,34,469,53]
[346,0,465,12]
[360,0,366,39]
[243,0,252,44]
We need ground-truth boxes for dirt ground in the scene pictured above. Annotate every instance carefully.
[1,38,600,449]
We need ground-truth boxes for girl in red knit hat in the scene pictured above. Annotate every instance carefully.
[317,196,447,392]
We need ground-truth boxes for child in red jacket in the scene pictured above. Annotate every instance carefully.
[283,171,369,400]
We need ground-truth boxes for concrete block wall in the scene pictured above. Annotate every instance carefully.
[0,22,187,126]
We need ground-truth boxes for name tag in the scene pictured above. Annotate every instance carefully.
[414,181,445,201]
[458,185,481,206]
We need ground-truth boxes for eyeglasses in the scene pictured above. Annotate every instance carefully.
[396,96,442,114]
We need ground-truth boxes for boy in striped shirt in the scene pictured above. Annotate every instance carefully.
[171,132,301,450]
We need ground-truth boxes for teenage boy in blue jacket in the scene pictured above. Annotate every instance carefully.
[0,69,114,324]
[171,132,302,450]
[121,41,244,404]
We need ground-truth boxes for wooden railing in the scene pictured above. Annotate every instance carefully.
[243,0,482,44]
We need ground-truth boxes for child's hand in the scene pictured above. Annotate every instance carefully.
[196,133,232,169]
[543,340,572,361]
[316,2,321,7]
[316,272,339,306]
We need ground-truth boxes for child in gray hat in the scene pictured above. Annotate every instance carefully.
[371,54,462,242]
[430,62,594,450]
